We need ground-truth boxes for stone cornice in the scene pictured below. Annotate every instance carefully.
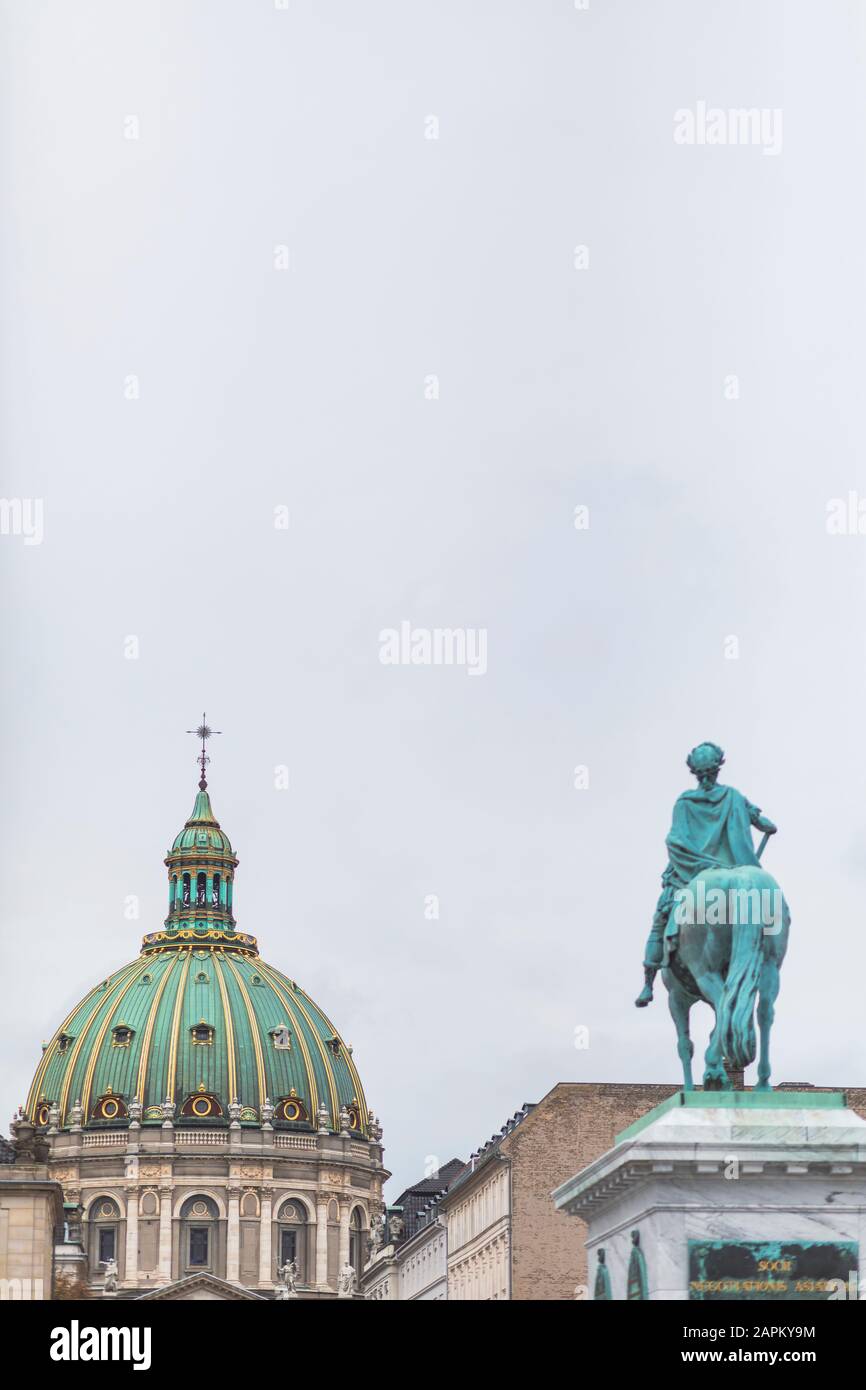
[553,1096,866,1217]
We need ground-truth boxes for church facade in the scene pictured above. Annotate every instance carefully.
[20,746,386,1299]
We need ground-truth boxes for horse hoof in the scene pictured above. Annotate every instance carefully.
[703,1072,730,1091]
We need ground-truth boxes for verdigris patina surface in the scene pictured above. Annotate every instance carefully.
[635,743,789,1090]
[688,1240,858,1301]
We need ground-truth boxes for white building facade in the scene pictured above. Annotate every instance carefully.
[398,1219,448,1300]
[440,1156,510,1301]
[362,1217,448,1301]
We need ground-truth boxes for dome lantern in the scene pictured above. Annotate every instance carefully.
[159,713,240,946]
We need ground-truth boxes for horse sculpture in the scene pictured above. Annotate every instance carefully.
[663,863,789,1091]
[634,741,789,1091]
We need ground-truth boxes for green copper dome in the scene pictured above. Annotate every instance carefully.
[170,788,234,854]
[27,950,368,1135]
[26,775,369,1139]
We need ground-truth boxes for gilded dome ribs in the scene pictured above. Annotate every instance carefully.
[220,955,266,1109]
[286,975,370,1132]
[255,962,340,1128]
[80,960,154,1122]
[252,964,323,1122]
[136,954,179,1103]
[211,954,238,1103]
[55,960,146,1124]
[26,966,128,1120]
[164,950,192,1104]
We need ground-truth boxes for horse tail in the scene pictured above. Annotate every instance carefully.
[720,916,764,1069]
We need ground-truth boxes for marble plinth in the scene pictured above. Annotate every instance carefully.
[552,1092,866,1301]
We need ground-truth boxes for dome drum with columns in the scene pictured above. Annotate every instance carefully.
[22,721,387,1300]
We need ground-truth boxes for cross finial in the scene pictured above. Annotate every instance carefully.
[186,712,221,790]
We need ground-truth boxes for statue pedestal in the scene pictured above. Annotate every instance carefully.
[553,1092,866,1301]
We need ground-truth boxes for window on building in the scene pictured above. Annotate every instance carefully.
[180,1195,218,1274]
[89,1197,121,1277]
[188,1227,209,1266]
[277,1201,307,1284]
[280,1229,297,1266]
[98,1226,116,1264]
[349,1207,364,1275]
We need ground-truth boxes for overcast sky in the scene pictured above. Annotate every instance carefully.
[2,0,866,1195]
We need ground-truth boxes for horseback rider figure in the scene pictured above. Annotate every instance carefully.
[634,741,777,1007]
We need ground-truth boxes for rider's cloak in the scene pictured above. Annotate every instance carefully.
[664,783,762,888]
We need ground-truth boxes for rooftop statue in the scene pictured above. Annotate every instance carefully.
[635,742,789,1091]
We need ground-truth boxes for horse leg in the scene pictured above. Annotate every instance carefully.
[667,984,695,1091]
[755,957,779,1091]
[692,971,730,1089]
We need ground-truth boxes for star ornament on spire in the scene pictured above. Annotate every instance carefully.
[186,712,221,790]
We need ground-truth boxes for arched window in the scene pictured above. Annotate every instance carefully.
[88,1197,121,1278]
[349,1207,365,1275]
[182,873,191,906]
[180,1195,219,1274]
[170,874,177,911]
[196,872,206,906]
[226,876,233,911]
[276,1199,308,1285]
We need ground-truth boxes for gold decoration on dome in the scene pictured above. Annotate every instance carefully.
[92,1091,127,1121]
[276,1096,304,1122]
[180,1089,223,1119]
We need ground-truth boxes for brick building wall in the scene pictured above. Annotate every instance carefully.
[504,1082,681,1301]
